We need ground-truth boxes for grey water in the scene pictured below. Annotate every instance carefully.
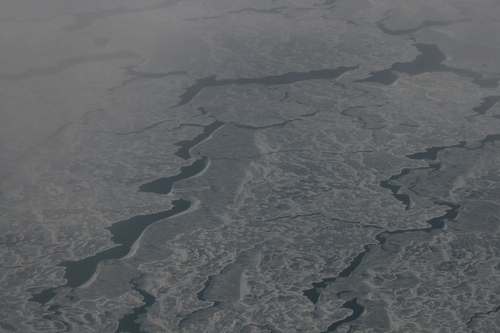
[177,66,359,106]
[30,200,192,305]
[138,157,208,194]
[356,43,493,88]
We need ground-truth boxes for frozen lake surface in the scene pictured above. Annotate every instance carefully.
[1,0,500,332]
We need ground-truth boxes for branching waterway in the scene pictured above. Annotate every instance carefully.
[301,130,500,331]
[5,2,500,332]
[29,118,226,332]
[356,43,497,88]
[20,18,499,331]
[302,140,474,331]
[320,298,365,333]
[28,65,361,330]
[176,66,358,106]
[30,201,193,304]
[114,275,156,333]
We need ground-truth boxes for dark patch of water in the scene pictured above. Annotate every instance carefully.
[480,134,500,146]
[138,157,207,194]
[322,298,364,332]
[60,199,191,289]
[406,141,466,160]
[174,121,225,159]
[28,288,58,305]
[115,276,156,333]
[356,43,489,87]
[176,66,358,106]
[196,276,213,301]
[30,200,191,303]
[379,180,411,210]
[177,301,221,329]
[472,78,500,88]
[303,142,465,306]
[473,96,500,116]
[303,251,368,304]
[377,19,460,36]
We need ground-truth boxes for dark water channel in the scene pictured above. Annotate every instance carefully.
[472,96,500,116]
[303,141,468,331]
[321,298,365,333]
[356,43,495,88]
[176,66,359,106]
[31,156,209,304]
[173,121,225,160]
[138,157,207,194]
[114,276,156,333]
[30,200,191,304]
